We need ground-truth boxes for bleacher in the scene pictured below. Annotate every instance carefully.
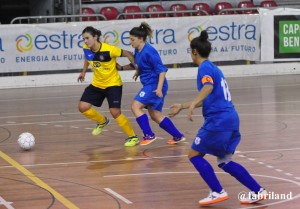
[79,0,299,21]
[6,0,300,24]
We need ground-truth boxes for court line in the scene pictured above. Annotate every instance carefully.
[1,113,300,127]
[1,99,300,120]
[0,151,79,209]
[235,147,300,153]
[103,172,300,209]
[104,188,132,204]
[0,147,299,169]
[0,82,299,102]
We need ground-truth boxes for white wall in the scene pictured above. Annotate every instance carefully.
[0,62,299,89]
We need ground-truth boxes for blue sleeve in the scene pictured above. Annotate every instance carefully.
[197,62,214,91]
[148,49,167,75]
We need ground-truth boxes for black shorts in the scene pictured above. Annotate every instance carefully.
[80,84,123,108]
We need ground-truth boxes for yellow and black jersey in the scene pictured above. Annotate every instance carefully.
[83,43,122,89]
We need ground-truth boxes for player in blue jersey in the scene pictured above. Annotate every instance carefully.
[169,30,268,205]
[120,22,185,146]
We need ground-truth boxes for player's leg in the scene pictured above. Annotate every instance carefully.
[132,100,156,145]
[79,85,108,136]
[217,131,267,204]
[188,149,229,205]
[148,108,185,144]
[107,86,138,147]
[132,86,158,145]
[189,128,230,205]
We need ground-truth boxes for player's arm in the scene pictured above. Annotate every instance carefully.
[78,59,89,83]
[121,50,137,70]
[154,72,166,98]
[187,84,213,121]
[120,50,139,81]
[168,84,213,118]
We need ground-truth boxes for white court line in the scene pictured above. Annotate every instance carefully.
[2,112,300,127]
[0,82,300,102]
[0,147,299,169]
[1,98,300,120]
[236,147,300,153]
[103,172,300,209]
[104,188,132,204]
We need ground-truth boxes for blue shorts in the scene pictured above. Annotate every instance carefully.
[134,85,167,111]
[191,128,241,158]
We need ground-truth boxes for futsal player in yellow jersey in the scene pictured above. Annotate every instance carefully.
[78,26,139,147]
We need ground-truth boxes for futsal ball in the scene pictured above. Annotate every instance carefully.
[18,132,35,150]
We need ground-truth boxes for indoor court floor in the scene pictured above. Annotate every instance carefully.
[0,74,299,209]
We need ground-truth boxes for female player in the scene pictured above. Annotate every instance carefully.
[121,22,185,146]
[78,26,139,147]
[168,30,268,205]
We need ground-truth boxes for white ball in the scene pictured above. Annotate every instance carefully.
[18,132,35,150]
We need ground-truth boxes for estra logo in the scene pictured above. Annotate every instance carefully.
[15,31,84,52]
[188,22,257,42]
[187,26,204,42]
[16,34,33,52]
[103,30,120,46]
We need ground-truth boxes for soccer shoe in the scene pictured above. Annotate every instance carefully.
[140,134,157,146]
[124,136,139,147]
[240,188,268,204]
[167,136,186,144]
[92,117,110,136]
[199,189,229,205]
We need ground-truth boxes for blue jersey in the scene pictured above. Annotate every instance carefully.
[134,43,168,89]
[197,60,239,131]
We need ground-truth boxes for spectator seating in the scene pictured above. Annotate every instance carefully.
[146,4,167,18]
[192,3,212,16]
[122,5,142,19]
[100,6,119,20]
[215,2,235,15]
[238,1,258,14]
[169,3,190,17]
[82,7,97,21]
[260,0,278,7]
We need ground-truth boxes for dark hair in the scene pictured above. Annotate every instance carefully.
[190,30,211,58]
[129,22,153,41]
[82,26,102,42]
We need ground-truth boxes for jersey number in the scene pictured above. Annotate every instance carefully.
[221,78,231,101]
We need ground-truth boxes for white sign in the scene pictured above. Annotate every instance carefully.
[260,8,300,61]
[0,16,260,73]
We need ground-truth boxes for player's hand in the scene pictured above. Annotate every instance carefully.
[187,102,196,121]
[168,104,182,117]
[153,89,163,98]
[133,70,139,81]
[77,72,86,83]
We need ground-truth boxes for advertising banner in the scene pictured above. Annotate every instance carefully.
[260,8,300,61]
[0,15,260,73]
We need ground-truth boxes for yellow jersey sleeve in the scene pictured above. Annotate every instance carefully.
[83,43,123,89]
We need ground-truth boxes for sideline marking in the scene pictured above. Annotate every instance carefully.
[0,151,79,209]
[104,188,132,204]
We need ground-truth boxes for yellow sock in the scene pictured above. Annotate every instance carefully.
[115,113,136,137]
[82,107,106,124]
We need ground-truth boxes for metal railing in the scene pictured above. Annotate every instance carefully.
[217,5,300,15]
[116,9,209,19]
[10,14,107,24]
